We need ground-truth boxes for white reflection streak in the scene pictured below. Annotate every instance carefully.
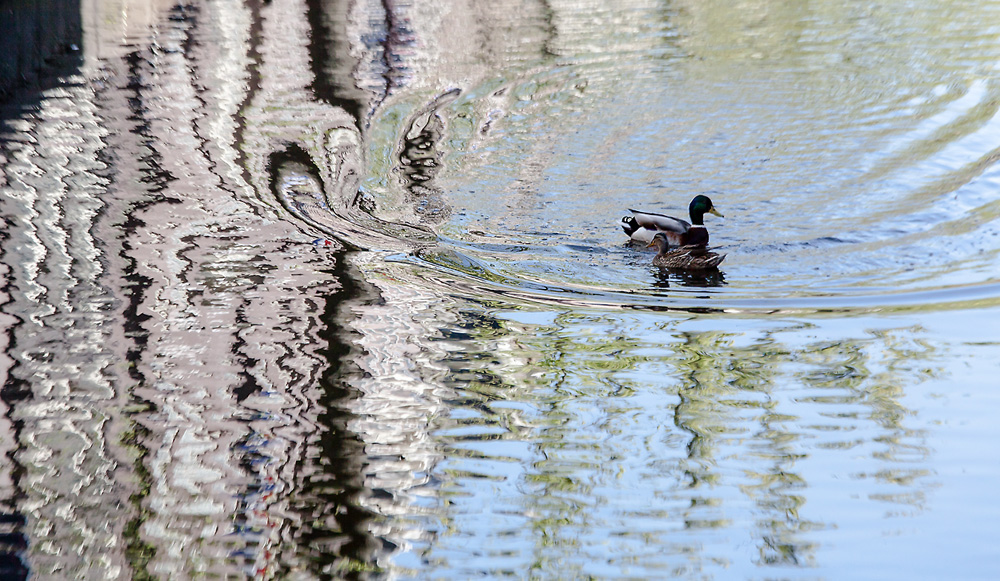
[127,0,353,576]
[126,10,256,578]
[0,80,128,577]
[347,255,450,563]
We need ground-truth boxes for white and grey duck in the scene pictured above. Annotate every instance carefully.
[621,194,723,246]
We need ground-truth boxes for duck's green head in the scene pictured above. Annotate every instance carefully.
[689,195,723,224]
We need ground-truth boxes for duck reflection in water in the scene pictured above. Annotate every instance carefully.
[652,265,727,289]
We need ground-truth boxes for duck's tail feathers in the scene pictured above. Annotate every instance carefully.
[708,253,727,268]
[621,215,640,236]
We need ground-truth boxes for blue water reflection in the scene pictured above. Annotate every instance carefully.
[337,293,978,579]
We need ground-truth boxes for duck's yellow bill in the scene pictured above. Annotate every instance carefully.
[709,207,724,218]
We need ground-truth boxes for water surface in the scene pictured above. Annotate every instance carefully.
[2,0,1000,579]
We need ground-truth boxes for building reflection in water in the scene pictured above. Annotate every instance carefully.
[0,0,354,576]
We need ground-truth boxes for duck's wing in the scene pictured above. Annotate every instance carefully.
[628,209,691,234]
[655,248,726,270]
[676,244,710,256]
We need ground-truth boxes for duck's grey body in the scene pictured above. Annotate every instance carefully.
[621,209,695,245]
[620,195,722,246]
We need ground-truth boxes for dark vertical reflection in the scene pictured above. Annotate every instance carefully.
[265,146,387,578]
[304,0,417,128]
[305,0,371,125]
[114,2,348,573]
[0,222,29,581]
[397,89,457,223]
[114,44,179,580]
[0,0,82,99]
[291,257,388,579]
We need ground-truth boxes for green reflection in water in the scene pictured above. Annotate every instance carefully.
[374,283,943,577]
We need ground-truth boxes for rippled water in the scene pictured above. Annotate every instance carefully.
[2,0,1000,579]
[361,3,1000,313]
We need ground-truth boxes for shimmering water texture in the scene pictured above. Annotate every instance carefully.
[2,0,1000,579]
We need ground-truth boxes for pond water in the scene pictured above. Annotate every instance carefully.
[2,0,1000,578]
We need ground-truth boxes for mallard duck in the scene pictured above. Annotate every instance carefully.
[621,194,723,246]
[646,232,726,270]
